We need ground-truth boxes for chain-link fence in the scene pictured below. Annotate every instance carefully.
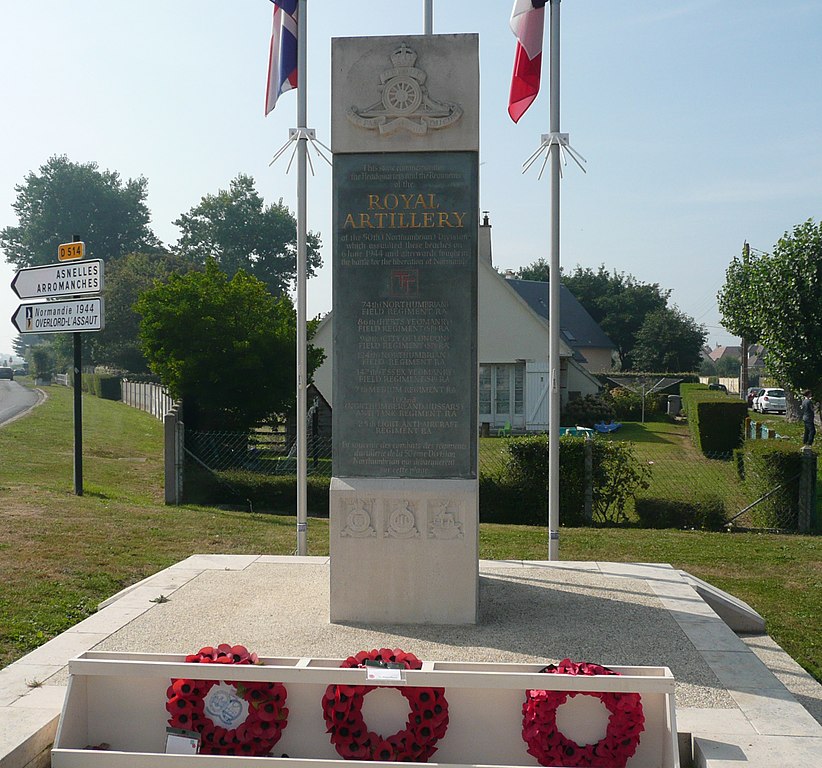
[185,428,812,531]
[186,430,332,476]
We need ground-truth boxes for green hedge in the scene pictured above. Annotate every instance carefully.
[184,461,331,515]
[635,494,727,531]
[740,440,801,529]
[681,383,747,455]
[76,372,122,400]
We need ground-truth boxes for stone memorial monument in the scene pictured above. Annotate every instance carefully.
[330,34,479,623]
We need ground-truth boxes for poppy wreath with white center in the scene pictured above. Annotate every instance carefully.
[522,658,645,768]
[166,644,288,757]
[322,648,449,762]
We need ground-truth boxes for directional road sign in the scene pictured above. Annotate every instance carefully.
[58,241,85,261]
[11,260,104,300]
[11,298,105,335]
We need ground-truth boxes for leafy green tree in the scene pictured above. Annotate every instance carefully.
[562,265,670,369]
[630,307,706,372]
[0,155,158,268]
[93,251,195,371]
[717,244,758,344]
[173,174,321,297]
[136,260,320,431]
[724,219,822,399]
[515,258,551,281]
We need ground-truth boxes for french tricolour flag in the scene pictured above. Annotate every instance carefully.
[265,0,298,115]
[508,0,546,123]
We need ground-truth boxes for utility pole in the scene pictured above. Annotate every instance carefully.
[740,241,750,400]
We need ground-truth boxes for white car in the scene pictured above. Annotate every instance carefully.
[754,387,786,414]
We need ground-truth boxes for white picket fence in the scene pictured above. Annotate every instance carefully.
[121,379,176,420]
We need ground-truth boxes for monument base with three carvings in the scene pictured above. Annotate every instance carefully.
[329,477,478,624]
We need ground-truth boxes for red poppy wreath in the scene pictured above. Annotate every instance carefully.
[166,644,288,757]
[522,658,645,768]
[322,648,449,762]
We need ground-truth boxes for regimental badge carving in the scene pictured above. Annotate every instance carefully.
[428,499,464,540]
[341,498,376,538]
[347,43,463,136]
[384,499,420,539]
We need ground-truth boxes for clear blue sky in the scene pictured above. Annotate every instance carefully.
[2,0,820,359]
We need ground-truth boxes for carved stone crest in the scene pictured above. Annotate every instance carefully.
[347,43,463,136]
[384,499,420,539]
[428,499,464,540]
[341,498,376,538]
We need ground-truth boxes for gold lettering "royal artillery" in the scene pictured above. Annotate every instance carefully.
[343,211,466,229]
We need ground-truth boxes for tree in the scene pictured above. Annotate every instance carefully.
[93,251,195,371]
[515,258,551,281]
[721,219,822,399]
[173,174,321,297]
[0,155,158,269]
[136,260,320,431]
[717,244,758,344]
[562,265,671,369]
[630,307,706,372]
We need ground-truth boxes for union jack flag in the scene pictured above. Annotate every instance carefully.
[508,0,546,122]
[265,0,298,114]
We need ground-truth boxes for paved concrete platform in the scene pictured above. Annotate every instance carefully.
[1,557,820,767]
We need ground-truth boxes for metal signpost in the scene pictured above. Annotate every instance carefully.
[10,240,104,495]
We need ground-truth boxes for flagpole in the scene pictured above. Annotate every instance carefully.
[296,0,308,557]
[423,0,433,34]
[547,0,561,561]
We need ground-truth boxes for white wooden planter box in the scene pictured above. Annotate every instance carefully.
[53,652,679,768]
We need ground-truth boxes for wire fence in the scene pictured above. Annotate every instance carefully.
[185,428,810,532]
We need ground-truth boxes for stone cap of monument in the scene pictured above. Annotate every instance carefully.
[332,33,479,154]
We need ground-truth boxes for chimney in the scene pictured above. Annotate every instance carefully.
[478,211,492,264]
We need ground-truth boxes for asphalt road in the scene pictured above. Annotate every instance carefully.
[0,380,40,426]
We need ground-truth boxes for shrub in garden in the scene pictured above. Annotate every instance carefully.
[486,435,650,526]
[593,441,651,524]
[740,440,801,529]
[607,387,663,421]
[561,395,615,428]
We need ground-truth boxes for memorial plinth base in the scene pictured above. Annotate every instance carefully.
[52,652,679,768]
[329,477,478,624]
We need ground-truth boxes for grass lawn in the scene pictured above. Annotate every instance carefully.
[1,383,819,683]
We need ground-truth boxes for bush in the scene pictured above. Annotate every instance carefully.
[607,387,663,421]
[96,374,122,400]
[184,461,331,515]
[741,441,801,529]
[561,395,615,428]
[635,494,727,530]
[593,441,651,524]
[480,435,650,526]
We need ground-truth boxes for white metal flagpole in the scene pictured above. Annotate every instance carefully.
[296,0,308,556]
[424,0,433,34]
[547,0,561,561]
